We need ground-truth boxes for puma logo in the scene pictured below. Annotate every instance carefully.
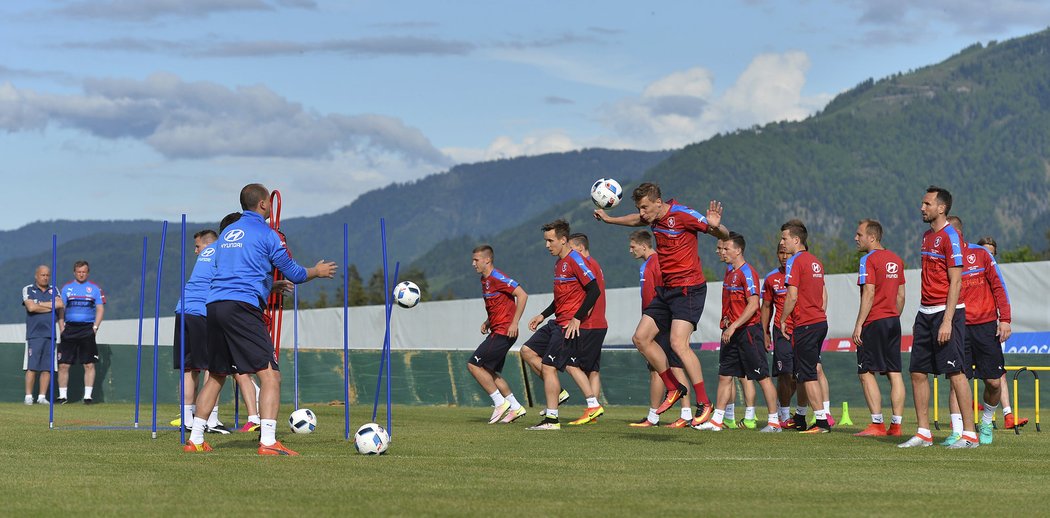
[947,360,957,367]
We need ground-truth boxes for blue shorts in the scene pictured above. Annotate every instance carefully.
[644,284,707,331]
[25,337,55,372]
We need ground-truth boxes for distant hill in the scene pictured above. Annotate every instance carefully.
[416,29,1050,299]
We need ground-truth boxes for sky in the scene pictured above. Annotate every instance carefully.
[1,1,1047,230]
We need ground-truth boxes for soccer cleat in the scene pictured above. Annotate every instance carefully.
[169,417,182,427]
[488,401,511,424]
[238,422,261,433]
[655,385,688,415]
[36,397,48,405]
[939,433,961,446]
[788,414,807,431]
[898,435,933,448]
[526,417,561,430]
[558,390,571,405]
[24,395,33,405]
[781,417,795,429]
[500,407,527,424]
[56,398,67,404]
[800,424,830,434]
[258,441,299,456]
[695,420,724,431]
[83,398,93,405]
[946,438,979,449]
[724,418,739,429]
[758,424,782,433]
[206,424,232,435]
[568,406,605,425]
[629,418,658,428]
[689,403,712,427]
[886,423,902,436]
[1004,413,1029,429]
[664,418,691,428]
[741,418,757,430]
[853,423,887,437]
[183,441,213,453]
[978,423,994,445]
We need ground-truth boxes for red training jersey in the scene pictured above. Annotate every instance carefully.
[481,268,520,335]
[762,267,793,334]
[919,223,964,307]
[784,250,826,327]
[858,248,906,326]
[640,254,662,311]
[651,199,710,287]
[722,262,761,328]
[552,250,597,327]
[581,255,607,329]
[960,243,1012,325]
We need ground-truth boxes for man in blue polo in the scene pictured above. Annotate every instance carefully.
[57,260,105,404]
[184,183,336,456]
[22,265,63,405]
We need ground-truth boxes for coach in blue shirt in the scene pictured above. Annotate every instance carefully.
[23,265,63,405]
[184,183,336,456]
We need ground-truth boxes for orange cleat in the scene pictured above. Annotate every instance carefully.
[258,441,299,456]
[689,403,713,427]
[853,423,887,437]
[655,385,688,415]
[1004,413,1029,429]
[664,418,691,428]
[886,423,902,436]
[183,441,213,453]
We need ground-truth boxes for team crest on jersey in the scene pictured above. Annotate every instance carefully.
[886,263,899,274]
[561,263,568,272]
[934,236,942,247]
[667,217,676,228]
[811,262,822,273]
[86,287,93,293]
[967,254,976,264]
[484,280,490,290]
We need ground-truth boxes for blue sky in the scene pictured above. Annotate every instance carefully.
[1,1,1047,229]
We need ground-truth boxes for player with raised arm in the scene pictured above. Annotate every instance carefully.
[595,182,729,425]
[524,220,603,431]
[468,245,529,424]
[899,186,977,449]
[851,219,906,437]
[566,233,609,425]
[761,245,795,425]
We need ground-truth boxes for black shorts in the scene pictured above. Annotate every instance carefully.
[527,321,570,371]
[857,316,902,374]
[644,284,707,331]
[469,333,517,373]
[173,313,209,371]
[567,328,606,373]
[771,333,793,377]
[792,321,827,382]
[58,322,98,365]
[910,308,966,377]
[967,321,1005,380]
[646,331,682,371]
[206,301,278,376]
[719,325,769,380]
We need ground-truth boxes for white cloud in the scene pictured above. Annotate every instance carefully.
[849,0,1050,40]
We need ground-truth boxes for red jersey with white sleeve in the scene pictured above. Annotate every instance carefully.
[857,248,906,326]
[784,250,826,327]
[552,250,597,327]
[722,262,761,328]
[581,255,608,330]
[763,267,793,334]
[960,243,1012,325]
[640,255,662,311]
[481,268,520,335]
[651,199,710,287]
[919,223,964,308]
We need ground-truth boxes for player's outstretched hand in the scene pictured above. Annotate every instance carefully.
[593,208,609,222]
[313,260,338,279]
[706,200,723,228]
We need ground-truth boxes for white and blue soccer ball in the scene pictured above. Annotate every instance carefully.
[590,178,623,209]
[354,422,390,455]
[288,408,317,434]
[393,280,421,309]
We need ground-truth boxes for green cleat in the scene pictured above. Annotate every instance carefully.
[724,419,738,429]
[978,423,994,445]
[940,433,961,446]
[742,418,757,430]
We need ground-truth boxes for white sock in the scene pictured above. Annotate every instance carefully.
[725,403,736,420]
[917,427,931,439]
[744,406,756,420]
[190,417,207,444]
[871,413,884,424]
[891,415,902,425]
[260,419,277,446]
[982,404,998,425]
[59,387,68,399]
[778,406,790,422]
[546,409,558,419]
[950,413,963,435]
[647,408,659,424]
[681,406,693,421]
[207,406,220,427]
[182,404,195,425]
[815,409,827,420]
[248,414,261,425]
[768,413,779,425]
[586,397,599,408]
[796,405,808,416]
[489,390,505,407]
[823,400,830,414]
[1002,405,1013,415]
[712,408,725,425]
[506,394,521,411]
[84,386,93,399]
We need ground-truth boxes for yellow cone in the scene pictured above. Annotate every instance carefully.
[840,401,854,426]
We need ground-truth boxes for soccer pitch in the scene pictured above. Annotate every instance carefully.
[1,403,1047,516]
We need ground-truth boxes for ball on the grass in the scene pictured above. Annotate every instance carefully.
[393,280,421,308]
[288,408,317,434]
[590,178,623,209]
[354,422,390,455]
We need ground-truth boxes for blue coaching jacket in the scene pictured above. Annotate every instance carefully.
[206,211,308,308]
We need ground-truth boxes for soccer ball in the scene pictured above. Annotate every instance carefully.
[590,178,623,209]
[288,408,317,434]
[393,280,421,308]
[354,422,390,455]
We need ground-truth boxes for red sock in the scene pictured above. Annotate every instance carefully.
[657,370,679,391]
[692,381,710,405]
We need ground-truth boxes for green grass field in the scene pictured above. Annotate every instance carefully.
[1,402,1047,516]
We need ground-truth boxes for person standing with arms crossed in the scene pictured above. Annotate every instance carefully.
[22,265,63,405]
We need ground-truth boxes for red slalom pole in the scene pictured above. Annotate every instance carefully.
[266,190,287,357]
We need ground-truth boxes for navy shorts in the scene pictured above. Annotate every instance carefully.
[469,333,517,373]
[645,284,707,331]
[792,321,827,382]
[719,325,769,380]
[567,328,606,373]
[173,313,209,371]
[526,320,570,371]
[58,323,98,365]
[25,337,55,372]
[910,308,966,377]
[967,321,1005,380]
[771,333,793,377]
[206,301,278,376]
[857,316,902,374]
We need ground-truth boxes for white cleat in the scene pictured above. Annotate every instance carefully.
[758,424,782,433]
[897,435,933,448]
[695,421,723,431]
[500,406,527,424]
[946,438,979,449]
[488,401,511,424]
[24,396,33,405]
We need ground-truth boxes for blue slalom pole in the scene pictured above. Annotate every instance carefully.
[386,262,399,436]
[133,237,148,428]
[342,223,351,440]
[49,234,57,429]
[374,220,389,422]
[151,221,168,439]
[178,215,186,444]
[293,284,299,410]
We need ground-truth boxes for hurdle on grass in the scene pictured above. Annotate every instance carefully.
[1008,365,1044,433]
[133,237,148,428]
[48,234,57,429]
[150,220,168,439]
